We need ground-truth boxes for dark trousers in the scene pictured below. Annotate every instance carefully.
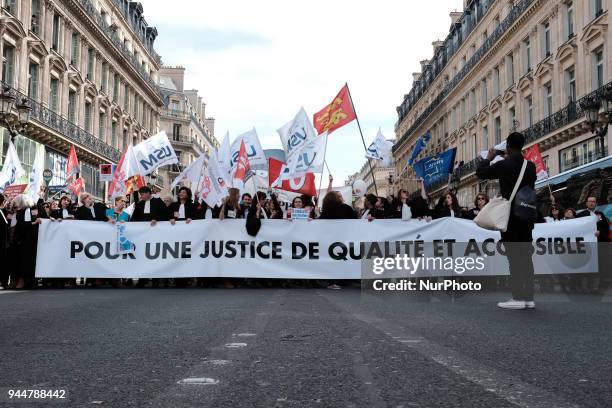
[501,220,534,301]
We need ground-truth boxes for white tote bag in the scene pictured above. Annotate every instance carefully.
[474,160,527,232]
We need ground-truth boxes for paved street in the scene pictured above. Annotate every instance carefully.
[0,288,611,407]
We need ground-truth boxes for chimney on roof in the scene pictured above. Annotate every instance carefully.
[420,59,430,71]
[432,40,444,53]
[412,72,421,82]
[450,11,463,25]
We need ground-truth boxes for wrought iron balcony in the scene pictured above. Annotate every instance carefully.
[395,0,535,149]
[190,113,216,148]
[76,0,163,98]
[1,81,121,163]
[161,108,190,120]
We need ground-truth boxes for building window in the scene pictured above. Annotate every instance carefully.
[87,48,94,80]
[113,74,119,102]
[542,21,550,58]
[593,0,604,18]
[493,67,500,97]
[524,96,533,127]
[70,32,79,66]
[509,107,516,131]
[172,124,181,140]
[4,0,16,15]
[101,62,108,92]
[52,14,60,51]
[68,91,76,123]
[559,135,608,172]
[31,0,41,35]
[481,78,488,108]
[49,77,59,111]
[522,38,531,73]
[84,102,92,133]
[470,89,476,117]
[494,116,501,144]
[2,45,15,86]
[98,112,105,139]
[566,1,574,39]
[506,53,514,87]
[482,125,488,150]
[122,129,128,149]
[544,83,553,117]
[565,67,576,102]
[111,120,117,148]
[27,62,39,100]
[471,133,477,159]
[123,84,129,110]
[593,48,604,90]
[46,150,68,187]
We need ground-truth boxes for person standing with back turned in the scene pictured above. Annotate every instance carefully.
[476,132,537,310]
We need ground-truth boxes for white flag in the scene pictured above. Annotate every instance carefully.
[365,128,393,161]
[26,147,45,202]
[128,131,178,177]
[229,128,266,169]
[170,154,206,191]
[0,141,25,193]
[217,131,232,177]
[479,140,506,164]
[277,107,317,162]
[284,133,327,179]
[198,151,229,208]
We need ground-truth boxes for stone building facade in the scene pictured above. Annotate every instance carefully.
[0,0,163,199]
[393,0,611,207]
[157,66,218,196]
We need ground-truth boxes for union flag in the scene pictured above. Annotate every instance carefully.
[313,84,356,135]
[233,140,251,182]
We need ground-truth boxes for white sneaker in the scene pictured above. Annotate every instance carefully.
[497,299,526,309]
[524,301,536,309]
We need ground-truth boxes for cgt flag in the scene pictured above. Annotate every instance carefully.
[268,158,316,196]
[524,144,549,181]
[66,145,85,197]
[233,140,252,184]
[313,84,356,135]
[413,147,457,190]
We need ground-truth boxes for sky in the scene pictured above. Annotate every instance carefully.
[144,0,462,186]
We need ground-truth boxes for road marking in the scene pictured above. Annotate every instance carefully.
[0,290,28,295]
[177,377,219,385]
[202,359,231,366]
[320,291,580,408]
[234,333,257,337]
[224,342,247,348]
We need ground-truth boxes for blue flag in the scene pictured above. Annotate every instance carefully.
[413,147,456,190]
[408,131,431,166]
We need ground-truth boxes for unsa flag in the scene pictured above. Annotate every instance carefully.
[313,84,356,135]
[284,132,327,180]
[268,158,316,196]
[365,128,393,161]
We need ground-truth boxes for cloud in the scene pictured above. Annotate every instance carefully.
[143,0,463,184]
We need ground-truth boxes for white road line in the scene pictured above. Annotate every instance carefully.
[321,291,580,408]
[0,290,28,295]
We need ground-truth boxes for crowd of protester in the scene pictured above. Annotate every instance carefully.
[0,170,609,292]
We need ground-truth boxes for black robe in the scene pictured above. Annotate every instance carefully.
[131,197,169,222]
[74,202,107,221]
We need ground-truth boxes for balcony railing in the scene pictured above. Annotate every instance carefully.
[161,109,190,120]
[190,113,216,148]
[423,80,612,193]
[76,0,162,98]
[395,0,535,149]
[2,81,121,163]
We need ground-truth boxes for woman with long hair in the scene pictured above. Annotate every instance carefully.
[545,205,562,223]
[7,194,41,289]
[169,187,198,224]
[319,191,357,220]
[466,193,489,220]
[432,191,461,219]
[50,195,75,220]
[219,188,242,220]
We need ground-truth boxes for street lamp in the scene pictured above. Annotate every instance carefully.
[580,84,612,159]
[0,85,32,142]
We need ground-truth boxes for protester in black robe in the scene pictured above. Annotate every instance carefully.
[0,193,8,289]
[131,186,169,224]
[8,194,41,289]
[74,192,107,221]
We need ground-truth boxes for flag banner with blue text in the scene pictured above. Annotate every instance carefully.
[35,217,598,279]
[413,148,456,189]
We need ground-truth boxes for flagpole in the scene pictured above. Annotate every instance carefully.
[316,137,329,206]
[345,83,379,196]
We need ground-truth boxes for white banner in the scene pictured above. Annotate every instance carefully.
[229,129,267,169]
[129,131,178,176]
[0,141,25,193]
[35,217,598,279]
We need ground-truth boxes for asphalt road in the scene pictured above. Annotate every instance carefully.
[0,287,611,408]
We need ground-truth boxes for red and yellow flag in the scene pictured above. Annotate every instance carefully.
[313,84,356,135]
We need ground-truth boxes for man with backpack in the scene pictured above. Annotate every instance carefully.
[476,132,537,309]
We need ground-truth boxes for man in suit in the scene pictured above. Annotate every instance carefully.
[130,186,168,225]
[476,132,537,309]
[74,192,107,221]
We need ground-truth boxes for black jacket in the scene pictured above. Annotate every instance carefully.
[131,197,169,222]
[51,207,75,220]
[577,209,609,242]
[74,202,107,221]
[319,203,357,219]
[169,200,199,221]
[476,152,537,239]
